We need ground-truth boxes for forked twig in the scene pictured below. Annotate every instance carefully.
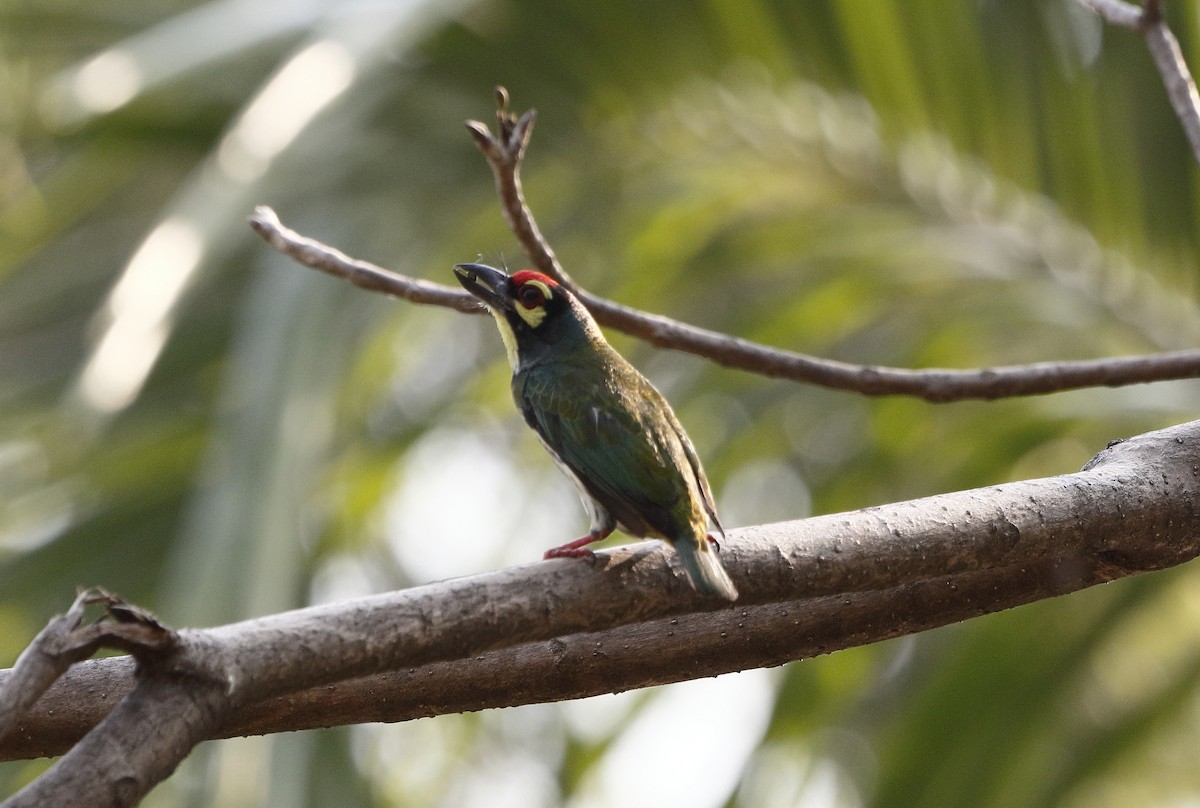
[1078,0,1200,163]
[251,95,1200,403]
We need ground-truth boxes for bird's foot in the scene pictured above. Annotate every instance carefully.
[706,533,722,552]
[544,530,611,561]
[544,546,597,561]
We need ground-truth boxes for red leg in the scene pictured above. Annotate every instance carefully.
[706,533,722,552]
[544,528,613,560]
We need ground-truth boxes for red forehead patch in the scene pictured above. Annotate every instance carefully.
[510,270,557,287]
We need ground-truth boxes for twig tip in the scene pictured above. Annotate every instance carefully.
[465,119,499,156]
[248,207,283,240]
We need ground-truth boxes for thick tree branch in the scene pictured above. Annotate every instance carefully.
[0,553,1121,761]
[1078,0,1200,164]
[249,205,1200,401]
[7,668,230,808]
[4,420,1200,798]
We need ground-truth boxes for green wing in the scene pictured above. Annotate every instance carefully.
[514,359,704,540]
[671,416,724,538]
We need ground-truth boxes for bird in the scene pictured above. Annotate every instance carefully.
[453,262,738,600]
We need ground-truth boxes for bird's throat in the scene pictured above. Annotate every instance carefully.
[489,308,521,371]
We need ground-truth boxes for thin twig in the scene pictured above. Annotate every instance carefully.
[251,85,1200,401]
[1078,0,1200,163]
[249,205,1200,401]
[1143,11,1200,163]
[248,207,480,313]
[464,87,575,287]
[1079,0,1147,28]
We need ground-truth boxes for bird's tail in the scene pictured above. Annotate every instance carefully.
[673,537,738,601]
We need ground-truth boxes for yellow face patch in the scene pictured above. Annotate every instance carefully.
[514,278,553,329]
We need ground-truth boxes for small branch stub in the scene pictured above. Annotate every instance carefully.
[0,588,176,746]
[465,84,536,167]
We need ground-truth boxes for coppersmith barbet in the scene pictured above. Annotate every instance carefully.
[454,262,738,601]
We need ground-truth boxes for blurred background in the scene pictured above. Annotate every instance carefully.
[3,0,1200,805]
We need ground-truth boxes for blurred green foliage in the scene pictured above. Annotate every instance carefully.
[2,0,1200,805]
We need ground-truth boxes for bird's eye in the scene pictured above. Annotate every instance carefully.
[517,284,545,308]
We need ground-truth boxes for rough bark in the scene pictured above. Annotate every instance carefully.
[2,420,1198,804]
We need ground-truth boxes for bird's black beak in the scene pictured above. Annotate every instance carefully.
[454,262,511,311]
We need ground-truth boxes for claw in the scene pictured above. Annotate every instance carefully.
[706,533,722,552]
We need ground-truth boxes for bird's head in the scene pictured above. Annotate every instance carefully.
[454,262,601,369]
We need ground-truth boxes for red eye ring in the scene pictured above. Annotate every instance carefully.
[517,284,545,308]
